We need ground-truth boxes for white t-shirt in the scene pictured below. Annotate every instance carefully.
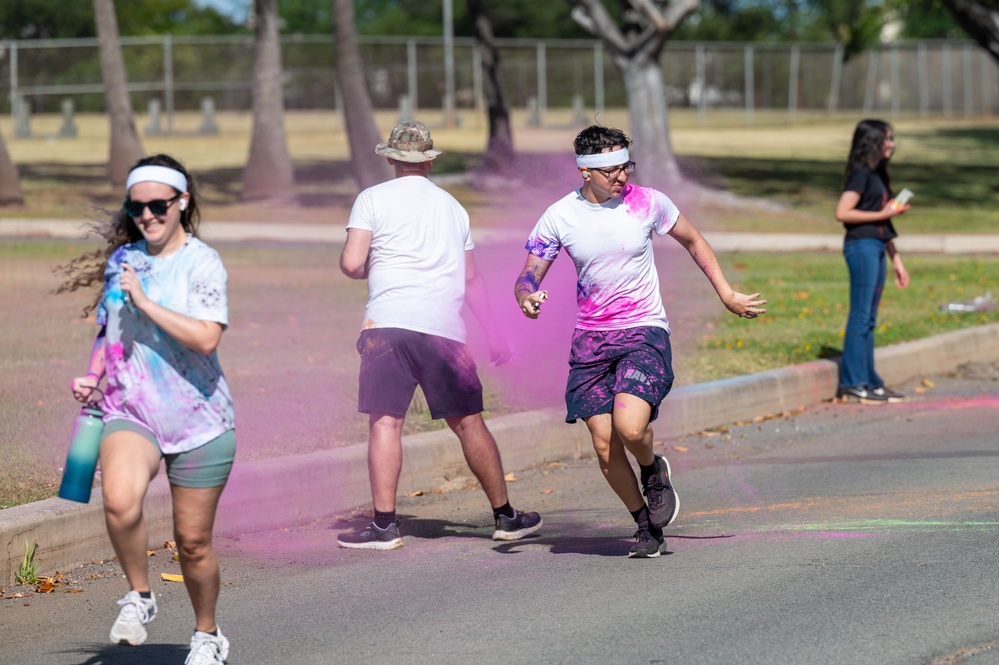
[346,175,474,343]
[526,184,680,332]
[97,236,235,454]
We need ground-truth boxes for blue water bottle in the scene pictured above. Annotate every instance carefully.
[58,395,105,504]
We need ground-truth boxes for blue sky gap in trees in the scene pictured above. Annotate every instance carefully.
[194,0,250,23]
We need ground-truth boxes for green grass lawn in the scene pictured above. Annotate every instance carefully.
[681,252,999,384]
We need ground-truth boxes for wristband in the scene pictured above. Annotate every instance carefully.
[86,372,102,381]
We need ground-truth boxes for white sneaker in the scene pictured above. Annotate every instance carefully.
[109,590,157,645]
[185,627,230,665]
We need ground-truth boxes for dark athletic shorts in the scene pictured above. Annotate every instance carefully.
[356,328,484,419]
[565,326,674,424]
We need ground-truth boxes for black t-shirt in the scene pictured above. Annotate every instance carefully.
[842,167,898,242]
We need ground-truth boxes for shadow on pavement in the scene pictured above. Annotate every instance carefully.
[57,642,188,664]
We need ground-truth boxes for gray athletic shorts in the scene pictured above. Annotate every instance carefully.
[103,419,236,488]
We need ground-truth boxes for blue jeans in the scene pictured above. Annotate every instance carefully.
[840,238,887,389]
[839,238,887,388]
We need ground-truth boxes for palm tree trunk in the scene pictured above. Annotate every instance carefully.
[468,0,514,173]
[93,0,144,188]
[242,0,297,202]
[332,0,392,190]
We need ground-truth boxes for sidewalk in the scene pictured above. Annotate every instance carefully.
[5,218,999,253]
[3,219,999,581]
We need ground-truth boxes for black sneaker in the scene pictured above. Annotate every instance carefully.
[643,454,679,528]
[651,523,665,549]
[492,508,543,541]
[871,386,905,403]
[836,386,887,405]
[628,526,663,559]
[337,521,403,550]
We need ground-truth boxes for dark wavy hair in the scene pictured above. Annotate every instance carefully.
[844,118,893,193]
[574,125,632,155]
[53,154,202,317]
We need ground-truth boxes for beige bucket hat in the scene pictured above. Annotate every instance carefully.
[374,121,444,163]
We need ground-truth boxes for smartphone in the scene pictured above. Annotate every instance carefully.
[892,188,913,207]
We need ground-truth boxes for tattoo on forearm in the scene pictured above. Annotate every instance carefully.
[515,270,541,298]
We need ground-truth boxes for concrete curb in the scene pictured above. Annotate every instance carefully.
[3,323,998,582]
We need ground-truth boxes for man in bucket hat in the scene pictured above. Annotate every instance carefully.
[338,121,543,549]
[373,121,444,163]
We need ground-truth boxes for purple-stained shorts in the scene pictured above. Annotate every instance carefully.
[565,326,673,423]
[357,328,484,419]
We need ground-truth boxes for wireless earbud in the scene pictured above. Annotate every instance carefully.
[581,171,590,180]
[179,198,188,211]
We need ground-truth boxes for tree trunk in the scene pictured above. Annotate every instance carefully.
[332,0,392,190]
[242,0,297,202]
[93,0,144,188]
[0,131,24,206]
[615,53,683,187]
[940,0,999,62]
[468,0,514,173]
[569,0,699,189]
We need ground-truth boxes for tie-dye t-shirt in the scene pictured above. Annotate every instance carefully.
[526,184,680,332]
[96,236,235,454]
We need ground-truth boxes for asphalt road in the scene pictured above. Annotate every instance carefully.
[2,363,998,665]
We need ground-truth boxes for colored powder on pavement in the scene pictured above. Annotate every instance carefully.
[889,395,999,411]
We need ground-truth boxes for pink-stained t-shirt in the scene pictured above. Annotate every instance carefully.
[525,184,679,332]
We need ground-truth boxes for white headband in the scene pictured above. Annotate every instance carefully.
[576,148,630,169]
[125,165,188,193]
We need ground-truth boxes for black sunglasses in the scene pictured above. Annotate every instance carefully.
[123,194,181,217]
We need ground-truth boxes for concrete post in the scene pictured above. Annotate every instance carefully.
[145,98,163,136]
[13,94,30,139]
[58,98,78,138]
[198,97,219,135]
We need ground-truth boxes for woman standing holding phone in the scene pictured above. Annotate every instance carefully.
[834,119,911,405]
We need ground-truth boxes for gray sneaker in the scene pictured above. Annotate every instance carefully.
[337,521,403,550]
[492,508,543,541]
[643,454,679,528]
[628,525,664,559]
[109,590,157,646]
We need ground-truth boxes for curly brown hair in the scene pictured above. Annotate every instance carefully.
[53,154,202,317]
[573,125,632,155]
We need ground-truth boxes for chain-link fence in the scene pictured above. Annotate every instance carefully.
[1,34,997,132]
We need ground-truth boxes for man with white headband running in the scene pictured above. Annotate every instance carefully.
[514,125,767,558]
